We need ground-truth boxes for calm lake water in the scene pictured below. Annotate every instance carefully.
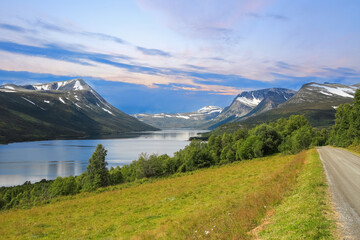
[0,129,207,187]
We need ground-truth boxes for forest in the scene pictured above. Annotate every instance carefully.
[1,89,359,211]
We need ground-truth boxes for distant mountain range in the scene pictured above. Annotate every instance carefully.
[0,79,157,144]
[133,106,223,129]
[134,88,295,129]
[2,79,359,143]
[237,82,360,128]
[135,82,360,130]
[205,88,296,129]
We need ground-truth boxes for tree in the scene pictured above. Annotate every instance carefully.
[85,144,110,189]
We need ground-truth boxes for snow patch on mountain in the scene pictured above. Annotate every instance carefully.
[236,96,262,107]
[4,86,15,90]
[59,97,66,104]
[311,83,355,98]
[102,108,115,116]
[73,80,84,90]
[21,97,35,105]
[197,106,222,114]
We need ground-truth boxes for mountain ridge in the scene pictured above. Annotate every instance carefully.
[205,88,296,129]
[133,106,223,129]
[0,79,157,144]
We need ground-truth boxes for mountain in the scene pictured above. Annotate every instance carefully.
[207,88,296,129]
[133,106,223,129]
[0,79,157,144]
[222,82,360,129]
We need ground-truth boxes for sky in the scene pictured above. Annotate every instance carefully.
[0,0,359,114]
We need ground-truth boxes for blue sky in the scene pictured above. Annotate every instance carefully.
[0,0,359,114]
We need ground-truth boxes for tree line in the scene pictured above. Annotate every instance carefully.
[1,89,359,210]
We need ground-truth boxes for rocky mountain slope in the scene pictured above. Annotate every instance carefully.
[133,106,222,129]
[230,82,360,128]
[206,88,296,129]
[0,79,157,143]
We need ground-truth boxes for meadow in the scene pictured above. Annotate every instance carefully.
[0,149,335,239]
[0,152,304,239]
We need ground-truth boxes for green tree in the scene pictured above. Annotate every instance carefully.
[85,144,110,189]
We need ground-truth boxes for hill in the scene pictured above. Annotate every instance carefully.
[0,79,157,144]
[0,150,335,239]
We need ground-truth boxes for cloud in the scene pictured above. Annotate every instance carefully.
[136,46,172,57]
[246,13,288,21]
[322,67,360,77]
[275,61,297,70]
[34,19,127,45]
[137,0,276,39]
[0,23,29,33]
[183,64,207,70]
[0,41,160,73]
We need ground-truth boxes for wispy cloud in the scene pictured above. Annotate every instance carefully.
[137,0,276,39]
[0,23,29,33]
[322,67,360,77]
[275,61,297,70]
[246,13,288,21]
[34,19,127,44]
[136,46,172,57]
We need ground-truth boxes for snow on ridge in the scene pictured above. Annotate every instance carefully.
[0,89,16,93]
[4,86,15,90]
[44,100,50,104]
[197,106,222,113]
[176,115,190,119]
[73,80,84,90]
[311,84,355,98]
[59,97,66,104]
[236,96,262,107]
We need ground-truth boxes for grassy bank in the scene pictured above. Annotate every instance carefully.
[1,152,305,239]
[258,149,336,239]
[347,144,360,155]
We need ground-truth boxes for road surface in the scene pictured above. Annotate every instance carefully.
[317,146,360,240]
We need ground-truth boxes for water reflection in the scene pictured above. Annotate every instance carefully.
[0,129,207,187]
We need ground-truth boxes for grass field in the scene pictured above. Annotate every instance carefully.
[258,149,336,239]
[0,150,333,239]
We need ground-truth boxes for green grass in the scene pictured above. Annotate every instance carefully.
[258,149,336,239]
[0,153,305,240]
[0,150,335,239]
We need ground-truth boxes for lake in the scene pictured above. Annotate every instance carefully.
[0,129,207,187]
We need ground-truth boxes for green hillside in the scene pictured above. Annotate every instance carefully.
[0,150,335,239]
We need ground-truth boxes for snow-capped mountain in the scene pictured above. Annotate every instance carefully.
[0,79,157,144]
[238,82,360,128]
[133,106,223,129]
[282,82,360,105]
[206,88,296,129]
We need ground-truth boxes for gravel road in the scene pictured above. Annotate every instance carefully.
[318,146,360,240]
